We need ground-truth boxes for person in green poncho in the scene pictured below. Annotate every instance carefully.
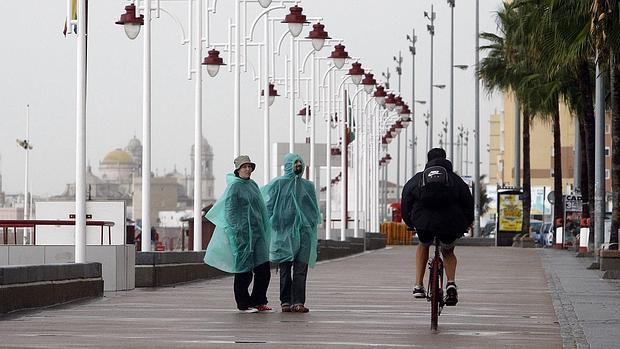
[204,155,272,313]
[262,153,321,313]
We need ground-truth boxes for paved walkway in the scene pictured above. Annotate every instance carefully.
[0,246,564,348]
[542,248,620,349]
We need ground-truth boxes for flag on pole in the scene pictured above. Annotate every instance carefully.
[63,0,77,36]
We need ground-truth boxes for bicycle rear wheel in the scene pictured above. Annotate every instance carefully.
[430,258,440,331]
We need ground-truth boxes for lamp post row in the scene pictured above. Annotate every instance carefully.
[66,0,440,262]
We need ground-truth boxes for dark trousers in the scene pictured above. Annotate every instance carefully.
[233,262,271,310]
[279,260,309,306]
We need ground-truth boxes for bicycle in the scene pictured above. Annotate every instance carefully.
[427,235,445,331]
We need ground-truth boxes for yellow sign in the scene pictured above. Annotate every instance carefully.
[498,194,523,232]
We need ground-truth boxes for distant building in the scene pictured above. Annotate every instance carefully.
[51,136,216,226]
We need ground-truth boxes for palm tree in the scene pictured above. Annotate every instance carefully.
[479,1,564,238]
[537,0,598,244]
[479,2,533,237]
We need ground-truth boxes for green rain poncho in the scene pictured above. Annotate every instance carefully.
[262,153,322,267]
[204,173,271,273]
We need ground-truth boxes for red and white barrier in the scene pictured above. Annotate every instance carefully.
[554,227,563,249]
[579,227,589,253]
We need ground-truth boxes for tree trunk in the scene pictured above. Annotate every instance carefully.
[611,52,620,250]
[522,107,531,237]
[576,59,597,247]
[552,98,563,225]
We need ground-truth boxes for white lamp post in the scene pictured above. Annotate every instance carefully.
[117,0,225,252]
[16,105,33,244]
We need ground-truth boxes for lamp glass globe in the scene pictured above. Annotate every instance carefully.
[312,38,325,51]
[124,23,141,40]
[333,57,345,69]
[289,23,303,37]
[206,64,220,77]
[351,74,362,85]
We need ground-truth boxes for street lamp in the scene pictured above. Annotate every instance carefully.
[329,43,350,69]
[361,73,377,94]
[385,93,397,111]
[425,5,437,150]
[115,4,144,40]
[281,5,309,38]
[407,29,417,180]
[374,85,387,106]
[297,105,310,124]
[448,0,455,161]
[347,62,365,85]
[202,49,226,77]
[394,96,404,114]
[261,83,280,107]
[441,119,448,150]
[306,22,331,51]
[116,0,225,253]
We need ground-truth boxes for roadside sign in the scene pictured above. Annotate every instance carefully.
[564,195,582,212]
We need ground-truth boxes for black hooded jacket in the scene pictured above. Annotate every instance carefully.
[401,158,474,237]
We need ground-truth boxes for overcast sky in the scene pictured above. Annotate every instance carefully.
[0,0,503,198]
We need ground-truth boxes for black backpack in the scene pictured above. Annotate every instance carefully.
[418,165,455,207]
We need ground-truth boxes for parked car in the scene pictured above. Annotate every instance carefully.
[482,221,496,237]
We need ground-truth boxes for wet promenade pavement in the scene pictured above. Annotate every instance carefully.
[0,246,570,348]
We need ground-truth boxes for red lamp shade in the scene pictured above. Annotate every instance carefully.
[305,22,331,51]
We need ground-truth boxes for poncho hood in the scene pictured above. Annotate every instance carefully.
[283,153,305,178]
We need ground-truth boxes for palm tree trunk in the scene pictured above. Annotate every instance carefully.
[576,59,597,247]
[610,52,620,250]
[522,107,531,238]
[552,98,563,225]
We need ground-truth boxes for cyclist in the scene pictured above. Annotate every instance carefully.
[401,148,474,306]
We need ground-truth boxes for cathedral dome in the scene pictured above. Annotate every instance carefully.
[102,149,135,164]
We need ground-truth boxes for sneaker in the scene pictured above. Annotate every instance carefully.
[281,304,292,313]
[255,304,273,312]
[412,284,426,298]
[238,307,258,313]
[445,283,458,306]
[291,304,310,313]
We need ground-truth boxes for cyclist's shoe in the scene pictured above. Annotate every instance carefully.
[412,284,426,298]
[444,282,458,306]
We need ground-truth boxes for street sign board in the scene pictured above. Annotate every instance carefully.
[564,195,582,212]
